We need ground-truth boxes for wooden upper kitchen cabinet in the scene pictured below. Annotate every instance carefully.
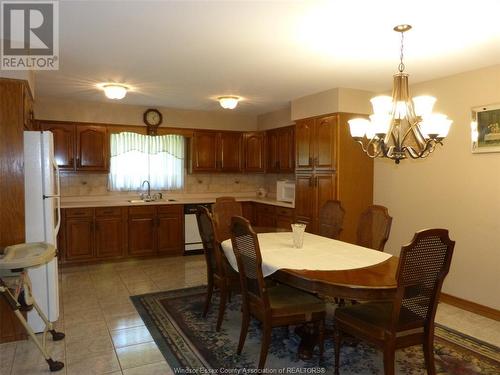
[40,122,76,170]
[266,125,295,173]
[243,132,266,172]
[191,131,218,172]
[294,113,373,242]
[191,130,243,173]
[277,125,295,173]
[296,115,337,172]
[218,131,243,172]
[37,121,109,172]
[76,125,109,171]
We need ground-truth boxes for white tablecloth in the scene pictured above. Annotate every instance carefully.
[221,232,392,277]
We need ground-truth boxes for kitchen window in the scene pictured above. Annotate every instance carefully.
[109,132,185,191]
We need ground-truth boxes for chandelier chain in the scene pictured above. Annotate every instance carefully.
[398,31,405,73]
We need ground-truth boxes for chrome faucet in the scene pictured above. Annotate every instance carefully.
[141,180,151,200]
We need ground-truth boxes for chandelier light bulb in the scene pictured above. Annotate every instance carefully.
[413,96,437,117]
[218,96,240,109]
[347,118,370,138]
[370,96,392,115]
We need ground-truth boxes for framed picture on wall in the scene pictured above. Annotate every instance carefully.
[471,103,500,153]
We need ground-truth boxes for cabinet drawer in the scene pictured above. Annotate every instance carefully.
[95,207,122,217]
[157,204,183,215]
[276,207,293,217]
[256,204,276,214]
[129,206,156,216]
[65,207,93,218]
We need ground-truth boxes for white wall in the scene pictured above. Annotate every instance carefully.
[257,105,293,130]
[374,64,500,309]
[35,97,258,131]
[291,87,373,120]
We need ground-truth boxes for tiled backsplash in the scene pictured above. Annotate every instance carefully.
[60,172,295,198]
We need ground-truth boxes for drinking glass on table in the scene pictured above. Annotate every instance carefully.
[291,223,307,248]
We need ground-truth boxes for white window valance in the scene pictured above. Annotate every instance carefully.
[108,132,185,191]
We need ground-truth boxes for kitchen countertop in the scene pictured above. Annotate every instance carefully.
[60,194,295,209]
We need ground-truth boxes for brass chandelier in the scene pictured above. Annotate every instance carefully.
[348,25,452,164]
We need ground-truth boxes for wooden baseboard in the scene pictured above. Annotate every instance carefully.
[440,293,500,322]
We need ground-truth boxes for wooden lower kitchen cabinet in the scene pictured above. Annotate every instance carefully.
[241,201,255,224]
[64,208,95,261]
[275,206,294,230]
[95,207,127,259]
[255,203,295,230]
[157,205,184,256]
[128,205,184,257]
[60,204,184,264]
[128,206,157,256]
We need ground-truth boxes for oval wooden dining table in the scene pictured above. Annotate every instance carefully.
[273,256,398,301]
[224,228,400,360]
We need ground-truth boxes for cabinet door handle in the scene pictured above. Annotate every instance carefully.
[309,156,313,166]
[76,157,81,167]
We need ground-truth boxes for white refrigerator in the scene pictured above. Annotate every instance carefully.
[24,131,61,332]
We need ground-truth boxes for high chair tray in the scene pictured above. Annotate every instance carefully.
[0,243,56,270]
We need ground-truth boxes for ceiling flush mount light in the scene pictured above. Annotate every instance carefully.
[348,25,452,164]
[99,83,128,100]
[218,96,240,109]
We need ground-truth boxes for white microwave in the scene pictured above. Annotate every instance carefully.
[276,180,295,203]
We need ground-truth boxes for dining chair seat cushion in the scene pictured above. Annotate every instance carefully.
[335,302,425,339]
[268,284,325,317]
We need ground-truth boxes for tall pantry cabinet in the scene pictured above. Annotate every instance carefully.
[0,78,34,343]
[294,113,373,243]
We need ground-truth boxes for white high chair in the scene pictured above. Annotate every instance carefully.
[0,242,65,372]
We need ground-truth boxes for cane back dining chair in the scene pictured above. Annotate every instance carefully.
[356,205,393,251]
[212,196,243,242]
[230,216,326,369]
[195,205,238,331]
[334,229,455,375]
[319,200,345,239]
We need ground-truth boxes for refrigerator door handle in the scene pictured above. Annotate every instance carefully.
[52,157,61,197]
[54,195,61,236]
[52,158,61,235]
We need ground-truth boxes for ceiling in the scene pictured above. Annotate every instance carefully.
[35,0,500,114]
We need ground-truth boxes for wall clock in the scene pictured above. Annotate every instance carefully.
[143,109,163,135]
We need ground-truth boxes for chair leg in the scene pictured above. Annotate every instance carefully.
[334,326,341,375]
[203,279,214,318]
[423,331,436,375]
[317,319,325,360]
[237,310,250,355]
[216,287,227,331]
[382,342,396,375]
[258,321,272,370]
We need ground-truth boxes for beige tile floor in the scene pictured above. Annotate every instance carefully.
[1,255,499,374]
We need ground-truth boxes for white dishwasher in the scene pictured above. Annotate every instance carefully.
[184,203,211,254]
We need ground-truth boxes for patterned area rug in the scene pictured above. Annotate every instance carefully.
[131,286,500,374]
